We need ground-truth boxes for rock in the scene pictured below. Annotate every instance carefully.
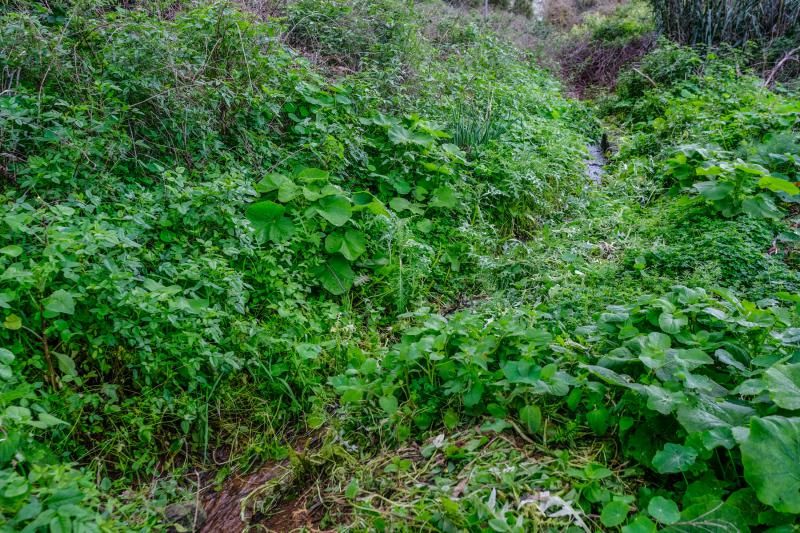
[165,501,207,532]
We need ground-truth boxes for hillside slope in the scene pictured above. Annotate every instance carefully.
[1,1,800,531]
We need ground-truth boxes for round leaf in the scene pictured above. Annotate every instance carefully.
[647,496,680,524]
[316,195,352,226]
[601,500,630,528]
[314,256,354,295]
[741,416,800,513]
[652,443,697,474]
[325,230,366,261]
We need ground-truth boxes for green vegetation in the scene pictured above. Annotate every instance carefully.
[1,0,799,531]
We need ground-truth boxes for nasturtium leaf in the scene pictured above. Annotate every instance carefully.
[325,230,366,261]
[758,176,800,195]
[647,496,680,524]
[518,405,542,434]
[316,195,352,226]
[601,500,630,527]
[740,416,800,513]
[621,515,657,533]
[763,364,800,410]
[314,256,354,295]
[430,186,457,208]
[44,290,75,315]
[3,314,21,330]
[652,443,697,473]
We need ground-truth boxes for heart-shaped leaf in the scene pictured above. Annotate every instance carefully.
[316,195,352,226]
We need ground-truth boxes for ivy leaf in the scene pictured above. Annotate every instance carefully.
[652,443,697,473]
[763,364,800,410]
[314,256,354,295]
[316,195,352,226]
[647,496,680,524]
[44,290,75,315]
[740,416,800,513]
[325,230,366,261]
[601,500,630,527]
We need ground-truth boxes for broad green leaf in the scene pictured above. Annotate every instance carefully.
[55,352,76,376]
[763,364,800,410]
[658,312,687,334]
[518,405,542,434]
[758,176,799,195]
[0,245,22,257]
[695,180,734,201]
[430,186,457,208]
[0,349,13,365]
[388,125,434,147]
[246,201,295,243]
[316,195,352,226]
[36,412,68,428]
[741,416,800,513]
[3,314,21,330]
[314,256,354,295]
[622,515,657,533]
[379,395,398,416]
[652,443,697,473]
[647,496,680,524]
[44,290,75,315]
[325,230,366,261]
[344,479,359,499]
[639,332,671,369]
[463,382,483,407]
[255,173,289,193]
[389,197,411,212]
[742,194,782,219]
[601,500,630,527]
[295,167,330,182]
[277,180,300,202]
[250,200,282,220]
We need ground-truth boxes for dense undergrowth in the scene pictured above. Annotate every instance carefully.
[1,0,800,531]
